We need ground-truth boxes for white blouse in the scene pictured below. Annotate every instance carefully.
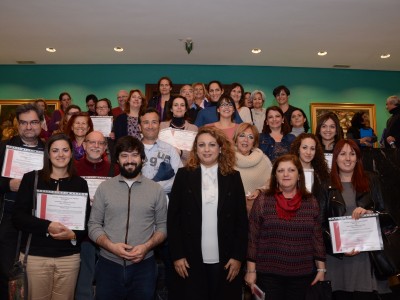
[200,163,219,263]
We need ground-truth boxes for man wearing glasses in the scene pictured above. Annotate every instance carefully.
[0,103,45,299]
[74,131,119,300]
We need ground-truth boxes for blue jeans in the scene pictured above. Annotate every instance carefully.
[75,239,98,300]
[95,255,157,300]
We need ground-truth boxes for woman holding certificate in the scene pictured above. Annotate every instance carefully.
[245,154,326,300]
[320,139,392,299]
[160,96,198,165]
[13,133,90,300]
[168,126,248,300]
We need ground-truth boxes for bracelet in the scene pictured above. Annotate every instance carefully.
[317,268,327,273]
[246,270,256,273]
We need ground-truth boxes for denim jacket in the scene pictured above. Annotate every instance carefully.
[259,133,295,163]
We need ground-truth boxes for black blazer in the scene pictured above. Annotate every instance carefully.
[167,166,248,299]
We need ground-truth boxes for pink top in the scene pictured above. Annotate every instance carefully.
[206,123,238,142]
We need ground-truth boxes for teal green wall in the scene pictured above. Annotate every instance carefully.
[1,64,399,138]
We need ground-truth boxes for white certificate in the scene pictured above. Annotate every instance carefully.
[82,176,110,204]
[90,116,113,137]
[158,128,196,151]
[304,169,314,193]
[1,146,43,179]
[36,190,88,230]
[324,153,333,170]
[329,214,383,253]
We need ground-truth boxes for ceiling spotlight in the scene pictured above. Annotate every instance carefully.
[317,51,327,56]
[251,48,262,54]
[114,47,124,52]
[45,47,56,53]
[380,54,391,59]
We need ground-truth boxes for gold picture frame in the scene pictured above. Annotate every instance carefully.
[310,103,376,137]
[0,99,59,125]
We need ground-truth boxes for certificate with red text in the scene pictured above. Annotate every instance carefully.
[329,214,383,254]
[36,190,88,230]
[1,146,43,179]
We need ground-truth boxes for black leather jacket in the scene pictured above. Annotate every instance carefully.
[320,171,385,254]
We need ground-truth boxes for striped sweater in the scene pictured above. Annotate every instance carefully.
[247,193,326,276]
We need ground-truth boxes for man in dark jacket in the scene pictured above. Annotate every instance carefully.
[0,103,45,299]
[384,95,400,148]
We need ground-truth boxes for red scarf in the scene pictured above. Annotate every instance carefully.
[275,191,302,220]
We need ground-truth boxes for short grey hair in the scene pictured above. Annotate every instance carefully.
[387,95,400,105]
[250,90,266,103]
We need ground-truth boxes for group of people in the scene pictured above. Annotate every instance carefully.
[0,78,398,300]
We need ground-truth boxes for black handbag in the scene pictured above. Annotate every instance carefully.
[8,171,38,300]
[369,211,399,280]
[305,280,332,300]
[8,232,31,300]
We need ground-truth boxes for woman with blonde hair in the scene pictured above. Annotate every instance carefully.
[233,123,272,214]
[168,126,248,300]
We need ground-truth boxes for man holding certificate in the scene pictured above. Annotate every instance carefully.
[320,139,392,298]
[88,136,167,300]
[13,133,90,299]
[0,103,45,299]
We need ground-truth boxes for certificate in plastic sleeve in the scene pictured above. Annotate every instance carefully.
[324,153,333,170]
[36,190,88,230]
[81,176,110,204]
[158,128,196,151]
[1,146,44,179]
[90,116,113,137]
[328,214,383,254]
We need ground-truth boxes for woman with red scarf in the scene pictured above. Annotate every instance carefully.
[245,154,326,300]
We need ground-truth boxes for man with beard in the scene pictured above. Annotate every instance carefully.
[0,103,45,299]
[88,136,167,300]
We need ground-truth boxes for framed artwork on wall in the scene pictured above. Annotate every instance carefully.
[0,99,59,125]
[310,103,376,137]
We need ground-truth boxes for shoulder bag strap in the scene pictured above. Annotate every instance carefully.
[22,170,38,265]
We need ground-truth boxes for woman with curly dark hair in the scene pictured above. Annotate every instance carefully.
[290,133,330,207]
[168,126,248,300]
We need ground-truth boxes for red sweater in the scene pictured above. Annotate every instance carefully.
[75,156,119,177]
[248,193,326,276]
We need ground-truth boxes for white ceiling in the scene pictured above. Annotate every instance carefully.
[1,0,399,71]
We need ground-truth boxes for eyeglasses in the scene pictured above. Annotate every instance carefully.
[219,103,233,108]
[238,133,255,140]
[84,140,107,146]
[18,120,40,127]
[96,106,109,110]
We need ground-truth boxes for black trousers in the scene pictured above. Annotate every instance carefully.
[257,272,314,300]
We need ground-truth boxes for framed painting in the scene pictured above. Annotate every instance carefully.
[310,103,376,137]
[0,100,59,125]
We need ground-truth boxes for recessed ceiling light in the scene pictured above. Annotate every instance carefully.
[380,54,391,59]
[45,47,56,53]
[114,47,124,52]
[317,51,327,56]
[251,48,262,54]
